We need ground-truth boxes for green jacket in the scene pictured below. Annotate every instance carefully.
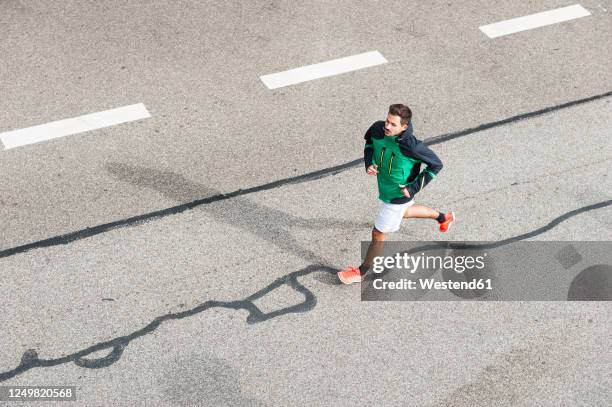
[364,121,443,204]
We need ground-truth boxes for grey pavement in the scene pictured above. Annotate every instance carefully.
[1,1,611,406]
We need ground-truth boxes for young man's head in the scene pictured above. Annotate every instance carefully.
[384,104,412,136]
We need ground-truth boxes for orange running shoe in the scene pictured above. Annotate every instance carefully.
[338,266,364,285]
[439,211,455,233]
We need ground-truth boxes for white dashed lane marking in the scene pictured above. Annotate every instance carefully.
[479,4,591,38]
[260,51,388,89]
[0,103,151,150]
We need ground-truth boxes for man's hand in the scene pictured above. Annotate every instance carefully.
[366,164,378,176]
[399,185,411,198]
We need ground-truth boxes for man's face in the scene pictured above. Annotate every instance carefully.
[384,113,407,136]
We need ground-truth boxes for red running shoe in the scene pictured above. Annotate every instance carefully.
[338,266,364,285]
[439,211,455,233]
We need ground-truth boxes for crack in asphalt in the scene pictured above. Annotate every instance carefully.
[1,90,610,258]
[0,264,334,382]
[0,200,609,382]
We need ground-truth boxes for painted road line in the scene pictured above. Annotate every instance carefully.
[479,4,591,38]
[0,103,151,150]
[260,50,387,89]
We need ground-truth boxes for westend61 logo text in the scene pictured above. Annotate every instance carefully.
[370,252,492,292]
[372,252,487,274]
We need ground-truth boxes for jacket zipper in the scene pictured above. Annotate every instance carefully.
[379,147,385,166]
[389,153,395,175]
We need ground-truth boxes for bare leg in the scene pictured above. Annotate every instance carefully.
[403,204,440,219]
[359,227,386,272]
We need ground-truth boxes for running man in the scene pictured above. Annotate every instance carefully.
[338,104,455,284]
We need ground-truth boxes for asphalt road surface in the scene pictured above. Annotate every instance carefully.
[1,1,611,406]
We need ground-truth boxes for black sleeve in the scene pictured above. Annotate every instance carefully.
[363,123,375,169]
[405,142,443,196]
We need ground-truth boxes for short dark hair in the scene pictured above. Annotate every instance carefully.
[388,104,412,125]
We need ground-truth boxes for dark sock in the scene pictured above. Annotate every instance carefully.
[358,264,369,275]
[436,212,446,223]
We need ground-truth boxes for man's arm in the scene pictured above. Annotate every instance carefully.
[363,124,375,170]
[404,142,443,196]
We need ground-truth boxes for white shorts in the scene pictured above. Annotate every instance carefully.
[374,200,415,233]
